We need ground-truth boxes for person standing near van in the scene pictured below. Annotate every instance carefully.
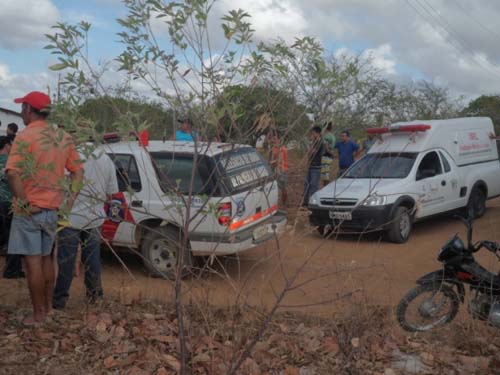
[173,118,197,141]
[53,149,118,310]
[321,122,336,186]
[303,126,325,206]
[6,91,83,325]
[0,136,24,278]
[7,123,18,142]
[335,130,360,176]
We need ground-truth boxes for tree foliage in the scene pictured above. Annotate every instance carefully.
[215,84,310,143]
[378,81,463,124]
[462,95,500,133]
[79,96,173,139]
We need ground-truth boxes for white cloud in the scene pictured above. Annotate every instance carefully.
[62,11,106,28]
[0,62,55,110]
[0,64,10,82]
[293,0,500,97]
[0,0,59,50]
[363,44,396,76]
[219,0,308,43]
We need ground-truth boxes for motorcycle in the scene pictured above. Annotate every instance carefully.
[397,216,500,332]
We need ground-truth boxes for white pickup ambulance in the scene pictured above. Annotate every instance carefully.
[309,117,500,243]
[98,137,287,278]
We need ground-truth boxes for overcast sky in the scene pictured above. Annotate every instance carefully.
[1,0,500,111]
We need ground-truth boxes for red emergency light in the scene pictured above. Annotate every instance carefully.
[367,127,390,134]
[103,132,121,143]
[367,124,431,134]
[139,129,149,147]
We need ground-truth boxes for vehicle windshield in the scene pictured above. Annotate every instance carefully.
[344,152,418,179]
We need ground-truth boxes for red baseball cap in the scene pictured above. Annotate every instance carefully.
[14,91,52,111]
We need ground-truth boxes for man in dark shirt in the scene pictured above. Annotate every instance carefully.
[335,130,360,176]
[0,136,24,278]
[303,126,325,206]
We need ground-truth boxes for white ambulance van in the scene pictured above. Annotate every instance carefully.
[98,137,287,278]
[309,118,500,243]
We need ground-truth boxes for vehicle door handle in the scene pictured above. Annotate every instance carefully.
[441,180,446,186]
[131,200,143,207]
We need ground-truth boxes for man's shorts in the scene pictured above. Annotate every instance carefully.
[8,209,58,256]
[321,156,333,181]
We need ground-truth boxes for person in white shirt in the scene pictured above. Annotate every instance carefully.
[53,149,118,309]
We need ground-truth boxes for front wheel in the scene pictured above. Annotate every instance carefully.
[397,283,460,332]
[385,206,412,243]
[141,225,193,280]
[465,187,486,219]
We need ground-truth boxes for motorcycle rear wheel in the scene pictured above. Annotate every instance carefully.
[397,283,460,332]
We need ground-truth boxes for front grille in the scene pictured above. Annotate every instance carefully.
[319,198,358,207]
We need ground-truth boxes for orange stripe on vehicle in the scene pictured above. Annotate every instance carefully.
[229,205,278,231]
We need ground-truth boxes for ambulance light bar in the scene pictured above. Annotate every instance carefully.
[367,124,431,134]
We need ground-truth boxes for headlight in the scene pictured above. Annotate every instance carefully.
[309,193,319,206]
[362,195,387,206]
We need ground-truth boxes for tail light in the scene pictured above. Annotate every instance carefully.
[218,202,232,226]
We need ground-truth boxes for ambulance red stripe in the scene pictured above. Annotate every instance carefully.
[229,205,278,231]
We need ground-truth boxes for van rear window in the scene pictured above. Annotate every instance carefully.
[217,148,271,191]
[151,153,211,195]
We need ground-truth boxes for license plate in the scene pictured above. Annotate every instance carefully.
[253,225,269,240]
[329,211,352,221]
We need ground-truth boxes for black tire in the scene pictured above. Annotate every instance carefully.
[385,206,412,243]
[465,186,486,219]
[396,283,460,332]
[141,225,193,280]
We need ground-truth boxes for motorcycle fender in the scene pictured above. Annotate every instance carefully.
[416,270,465,303]
[416,270,449,285]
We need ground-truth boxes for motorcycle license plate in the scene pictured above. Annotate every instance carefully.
[329,211,352,221]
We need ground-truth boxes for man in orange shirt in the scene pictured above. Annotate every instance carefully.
[269,132,289,206]
[6,91,84,325]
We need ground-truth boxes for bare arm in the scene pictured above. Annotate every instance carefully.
[7,170,42,214]
[7,170,27,201]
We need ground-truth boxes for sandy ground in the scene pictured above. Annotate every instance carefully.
[2,199,500,317]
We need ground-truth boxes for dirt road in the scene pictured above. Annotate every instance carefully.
[2,201,500,314]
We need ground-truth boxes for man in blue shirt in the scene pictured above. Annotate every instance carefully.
[174,118,197,141]
[335,130,360,176]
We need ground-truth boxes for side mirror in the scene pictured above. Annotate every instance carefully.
[453,214,474,248]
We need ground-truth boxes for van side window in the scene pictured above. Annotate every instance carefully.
[416,151,442,181]
[108,154,142,192]
[439,152,451,173]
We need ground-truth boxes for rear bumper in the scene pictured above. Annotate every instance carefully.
[308,204,393,232]
[190,210,288,255]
